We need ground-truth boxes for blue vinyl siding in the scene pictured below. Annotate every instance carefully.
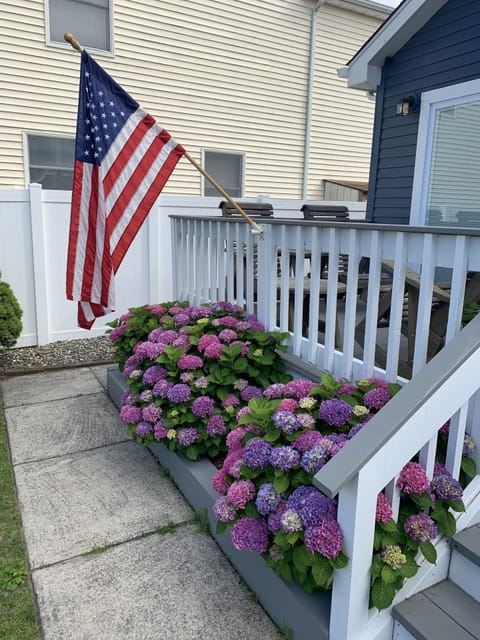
[368,0,480,223]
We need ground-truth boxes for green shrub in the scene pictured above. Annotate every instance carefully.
[0,272,23,350]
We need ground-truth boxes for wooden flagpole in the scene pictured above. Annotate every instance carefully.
[64,33,264,234]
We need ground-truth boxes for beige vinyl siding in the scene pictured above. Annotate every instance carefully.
[307,4,380,199]
[0,0,384,197]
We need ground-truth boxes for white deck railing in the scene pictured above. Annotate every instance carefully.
[314,312,480,640]
[171,214,480,639]
[171,215,480,383]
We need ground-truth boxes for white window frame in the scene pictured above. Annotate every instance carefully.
[410,78,480,226]
[201,149,245,198]
[45,0,114,55]
[24,132,75,190]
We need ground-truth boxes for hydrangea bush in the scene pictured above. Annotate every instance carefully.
[211,372,476,609]
[107,301,292,460]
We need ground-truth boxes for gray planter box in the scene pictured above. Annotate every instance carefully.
[107,365,330,640]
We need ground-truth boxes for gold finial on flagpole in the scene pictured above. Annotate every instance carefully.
[64,32,83,53]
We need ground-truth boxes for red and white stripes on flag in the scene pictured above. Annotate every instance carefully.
[66,50,184,329]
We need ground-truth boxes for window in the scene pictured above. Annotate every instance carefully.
[203,150,244,197]
[47,0,112,53]
[26,134,75,190]
[410,79,480,228]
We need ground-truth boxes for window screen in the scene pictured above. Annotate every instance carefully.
[204,151,244,197]
[49,0,111,52]
[27,135,75,190]
[426,101,480,228]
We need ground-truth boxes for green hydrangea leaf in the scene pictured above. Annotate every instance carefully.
[370,578,397,610]
[419,541,437,564]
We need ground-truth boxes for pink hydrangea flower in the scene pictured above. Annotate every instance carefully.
[397,462,430,495]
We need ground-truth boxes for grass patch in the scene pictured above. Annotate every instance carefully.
[0,387,40,639]
[156,521,177,535]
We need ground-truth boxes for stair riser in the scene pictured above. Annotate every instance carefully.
[449,549,480,604]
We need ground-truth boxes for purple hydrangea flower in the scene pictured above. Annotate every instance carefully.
[167,384,191,403]
[243,439,273,469]
[227,480,256,509]
[301,446,328,474]
[176,427,200,447]
[293,431,325,453]
[213,496,237,523]
[397,462,430,495]
[191,396,215,417]
[240,386,263,402]
[198,334,220,352]
[284,379,317,398]
[177,354,204,370]
[135,421,152,437]
[139,389,154,403]
[298,493,337,527]
[431,474,463,501]
[255,483,283,516]
[363,386,391,409]
[204,341,224,358]
[153,422,168,441]
[223,448,244,476]
[287,486,319,511]
[297,413,316,428]
[269,446,300,471]
[142,404,163,423]
[376,493,393,524]
[267,500,288,534]
[304,520,343,558]
[272,410,302,434]
[263,383,287,399]
[231,517,269,553]
[207,415,227,437]
[194,376,209,389]
[120,405,143,424]
[180,372,195,383]
[318,399,353,427]
[212,469,230,495]
[277,399,298,412]
[142,365,168,386]
[152,380,173,398]
[463,434,476,457]
[226,427,249,450]
[404,514,438,543]
[222,394,241,409]
[218,329,238,343]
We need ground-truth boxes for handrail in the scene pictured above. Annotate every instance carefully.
[313,312,480,498]
[169,214,480,237]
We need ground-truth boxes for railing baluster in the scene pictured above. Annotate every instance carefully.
[412,233,436,375]
[292,226,306,354]
[386,233,406,380]
[307,227,321,364]
[342,228,360,381]
[362,230,382,378]
[446,403,468,479]
[445,234,468,344]
[324,228,340,373]
[328,468,378,640]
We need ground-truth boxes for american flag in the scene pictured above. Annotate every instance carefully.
[66,50,185,329]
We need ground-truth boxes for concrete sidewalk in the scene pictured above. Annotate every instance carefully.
[2,365,282,640]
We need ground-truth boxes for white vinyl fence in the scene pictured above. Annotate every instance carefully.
[0,185,366,346]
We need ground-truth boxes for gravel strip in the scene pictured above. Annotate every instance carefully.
[0,337,114,376]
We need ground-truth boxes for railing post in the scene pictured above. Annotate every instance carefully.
[150,201,172,303]
[28,183,50,346]
[327,468,377,640]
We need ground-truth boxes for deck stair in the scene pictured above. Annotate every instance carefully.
[393,524,480,640]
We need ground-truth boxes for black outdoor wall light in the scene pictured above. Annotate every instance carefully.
[396,94,419,116]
